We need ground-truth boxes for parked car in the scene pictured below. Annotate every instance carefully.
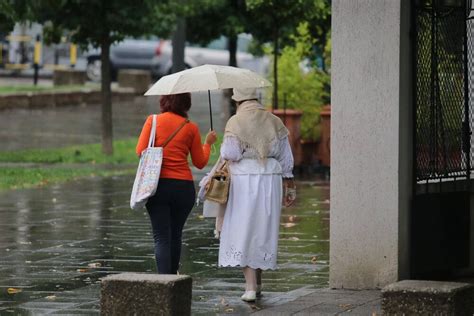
[151,34,268,78]
[84,37,160,82]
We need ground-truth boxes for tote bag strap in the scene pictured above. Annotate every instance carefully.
[161,119,190,148]
[147,115,158,148]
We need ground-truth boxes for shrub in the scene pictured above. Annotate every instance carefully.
[265,22,330,141]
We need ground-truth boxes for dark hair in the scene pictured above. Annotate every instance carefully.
[160,93,191,117]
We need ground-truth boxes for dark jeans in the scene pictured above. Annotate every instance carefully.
[146,178,196,274]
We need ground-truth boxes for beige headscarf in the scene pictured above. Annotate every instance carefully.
[224,100,289,159]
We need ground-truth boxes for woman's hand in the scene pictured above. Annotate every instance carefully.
[205,130,218,145]
[283,178,296,207]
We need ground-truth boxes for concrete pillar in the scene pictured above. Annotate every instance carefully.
[330,0,412,289]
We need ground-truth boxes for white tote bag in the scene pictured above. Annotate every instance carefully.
[130,115,163,210]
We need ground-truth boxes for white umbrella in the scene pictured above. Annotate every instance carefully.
[144,64,272,130]
[145,64,271,95]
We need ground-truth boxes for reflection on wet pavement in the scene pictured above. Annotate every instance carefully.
[0,175,329,314]
[0,93,226,151]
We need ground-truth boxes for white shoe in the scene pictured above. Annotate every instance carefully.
[256,285,262,297]
[241,291,256,302]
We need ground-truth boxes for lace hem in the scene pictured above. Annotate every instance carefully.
[219,245,278,270]
[218,262,278,270]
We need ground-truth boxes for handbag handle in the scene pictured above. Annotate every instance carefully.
[147,115,158,148]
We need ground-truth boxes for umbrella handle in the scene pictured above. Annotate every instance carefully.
[208,90,213,131]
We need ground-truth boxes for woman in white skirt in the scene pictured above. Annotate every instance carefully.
[218,88,296,302]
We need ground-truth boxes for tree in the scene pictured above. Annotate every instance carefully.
[245,0,331,109]
[29,0,172,155]
[186,0,247,68]
[185,0,249,117]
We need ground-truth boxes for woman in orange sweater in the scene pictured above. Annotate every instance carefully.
[136,93,217,274]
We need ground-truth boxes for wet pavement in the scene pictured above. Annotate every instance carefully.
[0,93,227,151]
[0,174,329,315]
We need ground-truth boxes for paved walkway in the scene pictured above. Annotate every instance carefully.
[253,288,381,315]
[0,173,330,314]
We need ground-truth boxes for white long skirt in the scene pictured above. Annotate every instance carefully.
[218,159,282,270]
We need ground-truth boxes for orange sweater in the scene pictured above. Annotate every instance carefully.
[136,112,210,181]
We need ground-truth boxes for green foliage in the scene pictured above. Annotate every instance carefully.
[0,136,221,166]
[0,139,138,164]
[0,0,33,34]
[266,23,330,141]
[26,1,168,48]
[0,84,99,94]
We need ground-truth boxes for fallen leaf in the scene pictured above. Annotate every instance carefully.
[281,223,296,228]
[250,305,261,311]
[289,215,295,222]
[288,236,299,241]
[224,307,234,313]
[220,297,228,306]
[76,268,88,273]
[197,215,204,220]
[46,295,56,300]
[339,304,352,309]
[88,262,102,268]
[7,288,22,294]
[311,256,318,263]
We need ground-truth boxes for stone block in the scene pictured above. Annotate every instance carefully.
[54,92,84,107]
[0,94,31,110]
[53,69,86,86]
[382,280,474,316]
[30,92,55,108]
[83,90,102,104]
[118,69,151,94]
[101,273,192,316]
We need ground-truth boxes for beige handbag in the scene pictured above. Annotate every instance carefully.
[205,161,230,204]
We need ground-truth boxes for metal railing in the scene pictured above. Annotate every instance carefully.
[413,0,473,188]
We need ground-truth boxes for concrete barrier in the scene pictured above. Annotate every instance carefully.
[382,280,474,315]
[101,273,192,316]
[118,69,151,94]
[0,89,136,110]
[53,69,86,86]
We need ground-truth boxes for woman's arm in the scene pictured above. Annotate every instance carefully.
[190,130,211,169]
[276,136,294,178]
[220,136,243,162]
[190,125,217,169]
[277,136,296,207]
[135,116,152,156]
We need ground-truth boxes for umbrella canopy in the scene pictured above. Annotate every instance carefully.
[144,64,271,96]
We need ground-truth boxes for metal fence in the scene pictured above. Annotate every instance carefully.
[413,0,474,186]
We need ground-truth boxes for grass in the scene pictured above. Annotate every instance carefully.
[0,138,139,164]
[0,135,222,191]
[0,84,100,95]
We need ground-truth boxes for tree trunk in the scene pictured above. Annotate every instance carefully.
[228,34,238,67]
[172,17,186,73]
[272,26,279,110]
[226,35,239,117]
[101,38,113,155]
